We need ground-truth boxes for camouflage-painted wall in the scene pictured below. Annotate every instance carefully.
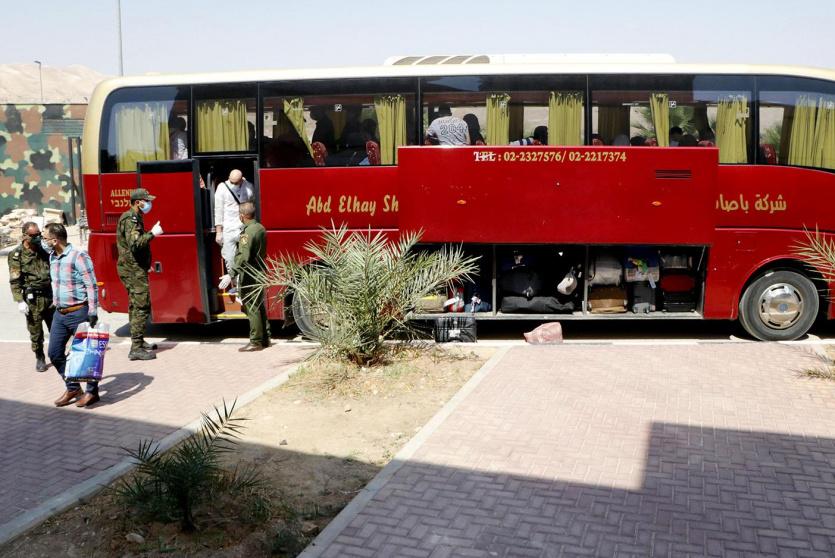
[0,104,86,220]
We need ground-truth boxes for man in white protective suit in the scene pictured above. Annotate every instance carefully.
[214,169,254,279]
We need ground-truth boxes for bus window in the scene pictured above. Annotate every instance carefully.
[193,84,257,154]
[421,75,585,147]
[261,79,416,168]
[590,75,753,162]
[100,86,189,173]
[759,76,835,169]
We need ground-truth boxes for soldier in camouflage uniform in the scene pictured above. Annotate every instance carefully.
[229,201,271,352]
[116,188,163,361]
[8,221,54,371]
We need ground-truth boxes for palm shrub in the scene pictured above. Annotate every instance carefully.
[244,225,480,365]
[793,228,835,281]
[115,400,264,532]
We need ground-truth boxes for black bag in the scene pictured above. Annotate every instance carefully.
[434,316,477,342]
[629,281,657,314]
[662,292,697,312]
[499,266,543,299]
[501,296,574,314]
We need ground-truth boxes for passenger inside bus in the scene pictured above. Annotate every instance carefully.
[169,117,189,160]
[310,106,336,152]
[263,111,313,168]
[510,126,548,146]
[669,126,683,146]
[679,134,698,146]
[463,113,485,145]
[425,105,469,146]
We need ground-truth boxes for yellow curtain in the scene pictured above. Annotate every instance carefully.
[548,91,583,146]
[812,98,835,169]
[374,95,407,164]
[486,93,510,145]
[115,102,171,172]
[787,96,835,169]
[283,97,314,156]
[649,93,670,147]
[788,97,815,166]
[598,106,630,145]
[716,96,749,163]
[196,99,248,152]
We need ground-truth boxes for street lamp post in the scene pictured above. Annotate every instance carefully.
[34,60,43,103]
[116,0,124,76]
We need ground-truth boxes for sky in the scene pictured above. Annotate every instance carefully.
[6,0,835,76]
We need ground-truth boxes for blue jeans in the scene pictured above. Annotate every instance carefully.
[48,306,98,394]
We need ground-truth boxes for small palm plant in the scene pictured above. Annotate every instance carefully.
[116,400,264,532]
[793,228,835,281]
[244,225,480,365]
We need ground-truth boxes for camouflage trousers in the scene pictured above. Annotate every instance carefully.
[118,270,150,351]
[240,284,271,346]
[24,295,54,355]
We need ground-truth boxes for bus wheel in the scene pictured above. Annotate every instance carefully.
[738,270,818,341]
[290,291,327,340]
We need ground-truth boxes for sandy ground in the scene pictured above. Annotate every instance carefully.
[0,345,492,558]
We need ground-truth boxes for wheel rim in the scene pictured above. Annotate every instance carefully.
[757,282,804,330]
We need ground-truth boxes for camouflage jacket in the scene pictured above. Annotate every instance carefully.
[8,242,51,302]
[233,220,266,284]
[116,209,154,273]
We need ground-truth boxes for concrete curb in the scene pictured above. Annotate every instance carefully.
[0,359,303,547]
[299,345,511,557]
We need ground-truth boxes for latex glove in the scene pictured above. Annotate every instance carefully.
[17,301,29,315]
[151,221,163,236]
[218,274,232,290]
[215,231,223,246]
[88,313,98,328]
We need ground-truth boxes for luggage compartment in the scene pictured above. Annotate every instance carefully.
[411,244,707,320]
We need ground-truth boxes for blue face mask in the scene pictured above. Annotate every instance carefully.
[140,201,153,214]
[41,239,52,253]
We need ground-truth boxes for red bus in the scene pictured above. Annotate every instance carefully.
[81,55,835,341]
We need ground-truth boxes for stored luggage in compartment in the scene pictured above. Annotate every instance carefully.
[630,281,657,313]
[588,286,628,313]
[589,254,623,286]
[625,249,660,284]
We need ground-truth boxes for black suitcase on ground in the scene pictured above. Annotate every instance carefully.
[629,281,657,313]
[434,316,477,342]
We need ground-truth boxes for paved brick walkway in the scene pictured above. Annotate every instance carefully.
[312,343,835,557]
[0,340,309,539]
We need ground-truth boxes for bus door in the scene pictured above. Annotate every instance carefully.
[137,160,211,324]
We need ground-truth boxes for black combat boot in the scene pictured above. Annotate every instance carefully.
[128,348,157,361]
[35,352,47,372]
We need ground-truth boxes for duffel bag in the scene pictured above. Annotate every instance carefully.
[501,296,574,314]
[589,254,623,286]
[499,266,543,299]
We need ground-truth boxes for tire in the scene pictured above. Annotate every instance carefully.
[290,291,327,340]
[738,270,819,341]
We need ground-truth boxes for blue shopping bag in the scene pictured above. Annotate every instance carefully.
[65,323,110,382]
